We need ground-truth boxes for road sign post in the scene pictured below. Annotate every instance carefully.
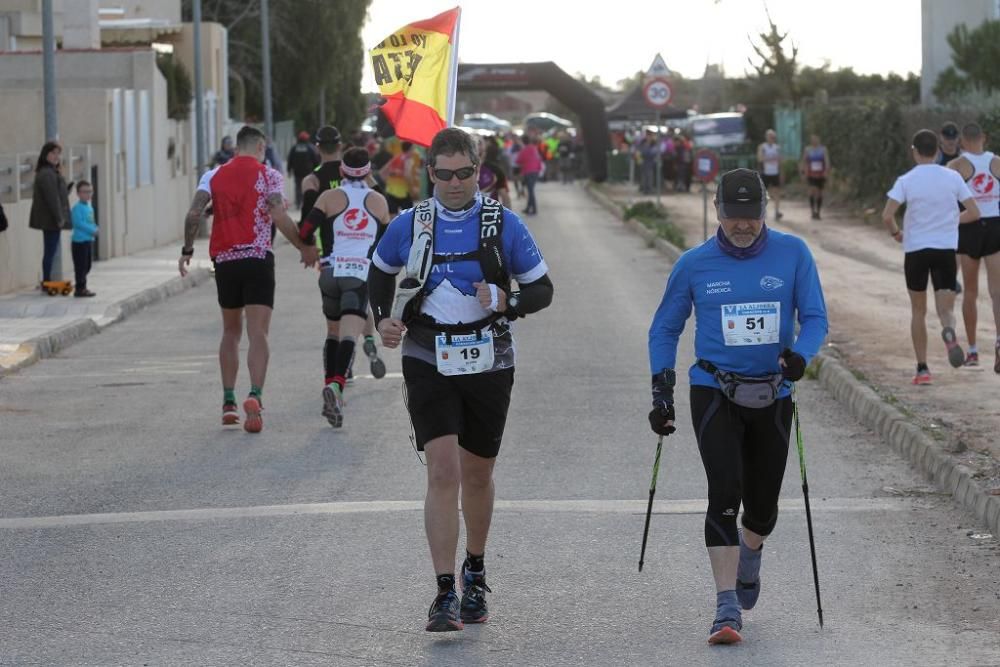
[642,77,673,208]
[693,148,720,241]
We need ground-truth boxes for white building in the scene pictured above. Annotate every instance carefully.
[0,0,228,294]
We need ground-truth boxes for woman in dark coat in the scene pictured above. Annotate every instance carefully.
[28,141,71,284]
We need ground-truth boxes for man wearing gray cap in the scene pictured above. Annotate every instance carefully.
[648,168,829,644]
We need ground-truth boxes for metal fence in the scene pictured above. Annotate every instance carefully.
[0,145,93,204]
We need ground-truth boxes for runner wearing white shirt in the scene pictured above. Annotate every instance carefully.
[882,129,981,384]
[946,122,1000,372]
[756,130,783,221]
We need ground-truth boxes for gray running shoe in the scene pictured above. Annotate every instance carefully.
[363,338,386,379]
[941,327,965,368]
[321,383,343,427]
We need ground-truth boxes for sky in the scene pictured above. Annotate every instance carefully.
[361,0,921,92]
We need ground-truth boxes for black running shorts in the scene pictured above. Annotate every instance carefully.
[319,270,368,320]
[957,217,1000,260]
[402,356,514,459]
[213,254,275,309]
[807,177,826,189]
[903,248,957,292]
[762,174,781,189]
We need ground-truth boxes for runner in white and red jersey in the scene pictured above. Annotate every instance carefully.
[179,125,319,432]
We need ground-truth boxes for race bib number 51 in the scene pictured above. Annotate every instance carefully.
[435,332,495,376]
[722,302,780,346]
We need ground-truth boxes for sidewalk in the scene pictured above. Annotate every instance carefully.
[0,244,213,376]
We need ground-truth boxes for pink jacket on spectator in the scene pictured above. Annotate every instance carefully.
[515,144,543,175]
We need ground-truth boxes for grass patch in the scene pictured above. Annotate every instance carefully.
[623,202,686,249]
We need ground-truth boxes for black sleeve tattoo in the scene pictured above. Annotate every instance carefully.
[184,191,211,248]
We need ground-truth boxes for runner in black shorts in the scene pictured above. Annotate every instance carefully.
[800,135,830,220]
[213,253,276,309]
[368,128,553,633]
[179,126,318,431]
[648,168,828,645]
[298,148,390,427]
[945,122,1000,372]
[757,130,783,220]
[883,129,980,384]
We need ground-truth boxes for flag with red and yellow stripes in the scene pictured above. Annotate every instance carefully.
[369,7,461,147]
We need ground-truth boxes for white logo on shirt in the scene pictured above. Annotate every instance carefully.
[706,280,732,295]
[760,275,784,290]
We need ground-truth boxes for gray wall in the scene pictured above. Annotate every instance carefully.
[921,0,998,105]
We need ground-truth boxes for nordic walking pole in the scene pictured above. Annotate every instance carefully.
[793,386,824,627]
[638,435,664,572]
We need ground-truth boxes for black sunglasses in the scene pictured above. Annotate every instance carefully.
[432,166,476,181]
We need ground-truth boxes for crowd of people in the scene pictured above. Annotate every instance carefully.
[630,127,696,194]
[178,123,554,639]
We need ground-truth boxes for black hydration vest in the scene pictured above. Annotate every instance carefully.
[401,197,509,332]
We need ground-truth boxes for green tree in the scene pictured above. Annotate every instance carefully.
[933,20,1000,99]
[156,53,193,120]
[182,0,371,133]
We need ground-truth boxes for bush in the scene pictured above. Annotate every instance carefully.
[806,99,907,207]
[624,201,686,249]
[157,53,193,121]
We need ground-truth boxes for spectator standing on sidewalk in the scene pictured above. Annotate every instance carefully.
[28,141,71,287]
[70,180,98,297]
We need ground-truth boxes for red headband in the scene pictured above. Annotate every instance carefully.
[340,162,371,178]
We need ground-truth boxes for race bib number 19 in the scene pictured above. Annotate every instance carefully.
[722,302,780,346]
[435,332,495,376]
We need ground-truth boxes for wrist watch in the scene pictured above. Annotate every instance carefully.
[181,246,194,257]
[507,292,520,314]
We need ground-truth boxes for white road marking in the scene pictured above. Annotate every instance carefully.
[0,497,917,530]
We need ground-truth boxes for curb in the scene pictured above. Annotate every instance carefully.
[585,182,683,261]
[583,182,1000,538]
[0,267,212,378]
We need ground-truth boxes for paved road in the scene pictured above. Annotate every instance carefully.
[2,183,999,666]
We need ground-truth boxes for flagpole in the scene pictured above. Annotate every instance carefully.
[445,7,462,127]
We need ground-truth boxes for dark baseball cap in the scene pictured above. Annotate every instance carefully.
[315,125,341,145]
[940,122,959,139]
[716,168,767,219]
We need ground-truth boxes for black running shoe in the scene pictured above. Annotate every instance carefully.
[426,589,463,632]
[364,337,386,379]
[460,564,492,623]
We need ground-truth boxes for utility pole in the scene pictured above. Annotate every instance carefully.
[261,0,273,140]
[193,0,206,176]
[42,0,57,140]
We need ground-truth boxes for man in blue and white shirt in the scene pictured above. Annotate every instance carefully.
[368,128,553,633]
[648,168,828,644]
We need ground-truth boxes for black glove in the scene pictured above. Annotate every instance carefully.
[780,348,807,382]
[649,369,677,436]
[648,403,676,436]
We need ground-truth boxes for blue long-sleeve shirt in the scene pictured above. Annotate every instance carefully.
[648,229,828,398]
[71,202,98,243]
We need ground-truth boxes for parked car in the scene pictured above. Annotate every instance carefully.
[523,112,574,134]
[460,113,512,134]
[688,113,747,153]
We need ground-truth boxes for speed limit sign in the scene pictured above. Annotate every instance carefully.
[643,78,673,108]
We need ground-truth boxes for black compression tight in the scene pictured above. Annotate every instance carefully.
[690,387,793,547]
